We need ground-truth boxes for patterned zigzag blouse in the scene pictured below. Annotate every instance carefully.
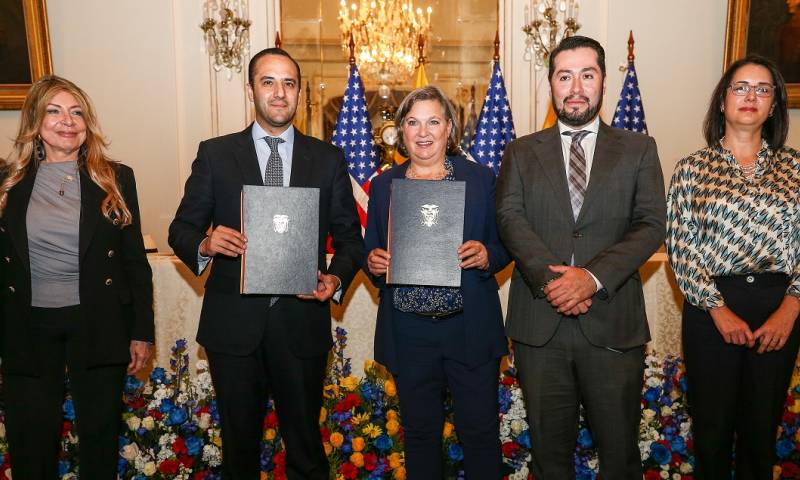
[666,141,800,310]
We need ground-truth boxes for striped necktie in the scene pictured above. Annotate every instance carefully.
[563,130,591,220]
[264,136,285,186]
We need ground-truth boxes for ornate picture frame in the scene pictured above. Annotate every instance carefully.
[724,0,800,108]
[0,0,53,110]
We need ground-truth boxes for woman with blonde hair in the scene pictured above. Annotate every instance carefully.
[0,75,153,479]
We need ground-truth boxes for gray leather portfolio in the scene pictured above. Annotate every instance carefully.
[387,179,465,287]
[240,185,319,295]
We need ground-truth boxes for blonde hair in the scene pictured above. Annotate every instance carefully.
[0,75,131,226]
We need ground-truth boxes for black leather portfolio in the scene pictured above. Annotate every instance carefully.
[387,179,465,287]
[240,185,319,295]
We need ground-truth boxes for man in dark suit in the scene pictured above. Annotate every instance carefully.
[496,36,666,479]
[169,48,363,479]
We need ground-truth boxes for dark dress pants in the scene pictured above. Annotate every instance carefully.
[206,301,328,480]
[2,305,127,480]
[514,317,645,480]
[392,310,503,480]
[683,273,800,480]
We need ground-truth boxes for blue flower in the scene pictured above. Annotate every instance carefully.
[576,428,593,448]
[518,429,531,449]
[59,460,72,477]
[166,408,188,426]
[643,387,660,402]
[447,443,464,461]
[776,438,796,459]
[159,398,176,414]
[149,367,168,384]
[670,436,687,455]
[186,436,203,456]
[375,434,393,451]
[649,442,671,465]
[124,375,144,393]
[63,399,76,421]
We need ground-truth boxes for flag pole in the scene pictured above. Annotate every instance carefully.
[274,31,282,49]
[348,32,355,67]
[493,30,500,63]
[627,30,635,63]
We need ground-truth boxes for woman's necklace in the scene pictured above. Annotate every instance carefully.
[407,164,446,180]
[739,161,757,179]
[57,165,79,196]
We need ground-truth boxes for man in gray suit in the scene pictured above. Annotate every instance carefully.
[496,36,666,479]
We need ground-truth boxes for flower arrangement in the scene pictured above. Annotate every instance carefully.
[2,331,800,479]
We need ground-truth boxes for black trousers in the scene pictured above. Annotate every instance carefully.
[392,310,503,480]
[206,304,328,480]
[683,273,800,480]
[514,318,645,480]
[2,305,126,480]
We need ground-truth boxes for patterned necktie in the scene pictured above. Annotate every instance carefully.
[264,136,285,186]
[563,130,591,220]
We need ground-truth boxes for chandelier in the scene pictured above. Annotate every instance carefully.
[338,0,432,84]
[522,0,580,70]
[201,0,252,77]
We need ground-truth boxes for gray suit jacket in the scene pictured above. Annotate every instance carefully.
[496,122,666,349]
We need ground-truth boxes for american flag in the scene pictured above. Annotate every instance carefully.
[612,61,648,134]
[468,62,516,175]
[331,64,379,231]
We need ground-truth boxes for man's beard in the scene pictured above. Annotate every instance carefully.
[554,95,602,127]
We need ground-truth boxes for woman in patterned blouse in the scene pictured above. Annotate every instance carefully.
[666,55,799,479]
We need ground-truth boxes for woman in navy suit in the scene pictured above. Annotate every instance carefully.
[364,85,510,479]
[0,76,153,479]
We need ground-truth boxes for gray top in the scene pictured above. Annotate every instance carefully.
[27,160,81,307]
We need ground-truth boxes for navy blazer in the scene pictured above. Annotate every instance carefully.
[364,155,510,372]
[0,163,154,376]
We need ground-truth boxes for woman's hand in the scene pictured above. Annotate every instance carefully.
[127,340,152,375]
[367,248,391,276]
[458,240,489,270]
[709,305,754,347]
[753,296,800,354]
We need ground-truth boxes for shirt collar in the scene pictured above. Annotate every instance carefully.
[717,137,773,165]
[251,122,295,145]
[557,116,600,136]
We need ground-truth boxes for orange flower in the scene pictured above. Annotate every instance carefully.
[386,419,400,436]
[352,436,366,452]
[330,432,344,448]
[350,452,365,467]
[384,380,397,397]
[386,409,398,421]
[388,452,402,469]
[394,466,407,479]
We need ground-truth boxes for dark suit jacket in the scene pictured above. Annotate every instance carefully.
[364,156,511,372]
[168,125,364,357]
[0,163,154,376]
[496,123,666,349]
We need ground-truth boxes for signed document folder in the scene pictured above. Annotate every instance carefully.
[387,179,465,287]
[240,185,319,295]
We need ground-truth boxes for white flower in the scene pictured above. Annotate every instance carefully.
[646,377,661,387]
[196,359,209,371]
[680,462,693,473]
[661,406,673,417]
[127,416,142,431]
[198,412,212,430]
[142,416,156,430]
[143,462,157,476]
[202,444,222,467]
[121,443,140,461]
[510,419,525,436]
[660,469,669,478]
[643,408,656,421]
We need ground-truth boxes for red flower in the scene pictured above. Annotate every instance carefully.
[128,397,146,409]
[264,411,279,429]
[61,421,73,436]
[179,454,194,469]
[364,453,378,471]
[274,451,287,471]
[340,462,358,479]
[501,441,520,458]
[320,427,331,443]
[159,459,180,475]
[781,462,800,477]
[173,437,187,455]
[501,376,515,386]
[644,470,662,480]
[334,393,362,413]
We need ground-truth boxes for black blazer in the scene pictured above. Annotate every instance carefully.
[363,156,511,372]
[168,126,364,357]
[497,123,666,349]
[0,163,154,376]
